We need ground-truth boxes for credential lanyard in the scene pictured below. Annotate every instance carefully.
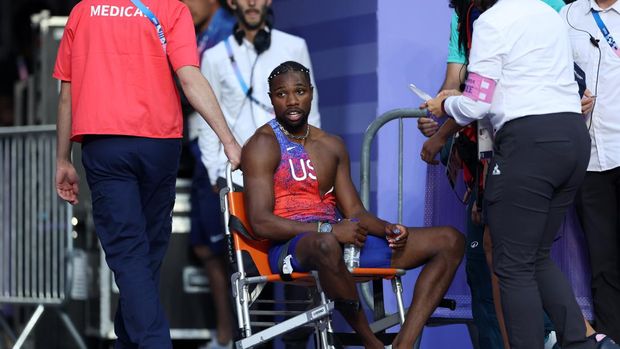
[223,38,274,114]
[592,10,620,58]
[130,0,167,53]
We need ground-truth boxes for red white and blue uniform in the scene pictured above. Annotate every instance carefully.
[267,119,392,273]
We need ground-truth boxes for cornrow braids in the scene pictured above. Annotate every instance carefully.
[268,61,311,89]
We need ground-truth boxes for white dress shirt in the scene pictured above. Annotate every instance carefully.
[444,0,581,133]
[561,0,620,172]
[193,29,321,185]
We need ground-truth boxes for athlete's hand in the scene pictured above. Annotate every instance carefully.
[56,159,80,205]
[333,219,368,248]
[385,224,408,250]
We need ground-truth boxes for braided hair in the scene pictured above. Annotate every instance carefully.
[267,61,311,90]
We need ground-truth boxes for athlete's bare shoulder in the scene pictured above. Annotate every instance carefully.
[309,126,348,159]
[242,124,280,171]
[246,124,277,147]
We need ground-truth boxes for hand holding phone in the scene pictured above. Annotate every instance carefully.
[409,84,433,102]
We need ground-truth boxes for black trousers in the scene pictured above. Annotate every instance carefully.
[576,167,620,342]
[485,113,594,349]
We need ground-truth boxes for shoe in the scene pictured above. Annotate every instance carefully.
[200,339,233,349]
[198,329,233,349]
[197,338,233,349]
[545,330,558,349]
[592,334,620,349]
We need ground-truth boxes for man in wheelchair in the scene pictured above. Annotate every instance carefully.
[240,61,465,349]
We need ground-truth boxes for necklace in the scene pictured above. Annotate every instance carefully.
[277,122,310,141]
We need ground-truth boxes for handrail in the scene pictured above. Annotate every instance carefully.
[0,124,56,135]
[360,108,426,212]
[358,108,426,316]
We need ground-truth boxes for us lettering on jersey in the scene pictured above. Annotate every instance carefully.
[288,159,317,182]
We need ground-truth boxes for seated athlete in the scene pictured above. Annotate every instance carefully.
[241,61,465,349]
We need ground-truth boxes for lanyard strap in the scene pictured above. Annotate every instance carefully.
[223,38,274,114]
[130,0,167,53]
[591,10,620,58]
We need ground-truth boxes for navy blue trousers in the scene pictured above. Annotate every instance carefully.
[82,136,181,349]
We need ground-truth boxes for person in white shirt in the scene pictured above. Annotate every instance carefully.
[424,0,616,348]
[562,0,620,342]
[197,0,320,189]
[194,1,320,347]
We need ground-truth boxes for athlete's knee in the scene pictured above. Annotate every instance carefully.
[437,226,465,258]
[311,233,343,269]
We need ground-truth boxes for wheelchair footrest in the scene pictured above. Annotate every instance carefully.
[236,302,334,349]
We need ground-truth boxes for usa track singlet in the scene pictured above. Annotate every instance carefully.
[269,119,336,223]
[267,119,392,274]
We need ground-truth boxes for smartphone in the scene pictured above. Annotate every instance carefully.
[409,83,437,120]
[408,83,433,102]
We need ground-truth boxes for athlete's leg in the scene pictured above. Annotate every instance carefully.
[389,226,465,349]
[294,233,383,349]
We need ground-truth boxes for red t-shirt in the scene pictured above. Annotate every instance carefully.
[53,0,199,142]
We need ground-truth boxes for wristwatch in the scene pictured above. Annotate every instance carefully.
[318,222,333,233]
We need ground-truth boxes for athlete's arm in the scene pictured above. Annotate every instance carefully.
[243,129,318,241]
[329,136,390,237]
[243,131,366,247]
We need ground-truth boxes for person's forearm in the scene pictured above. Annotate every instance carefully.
[56,81,73,163]
[351,211,389,236]
[440,63,465,92]
[250,213,318,241]
[434,118,463,143]
[178,66,237,148]
[443,77,493,125]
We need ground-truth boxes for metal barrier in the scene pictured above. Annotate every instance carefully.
[360,108,426,220]
[359,108,466,348]
[0,125,85,349]
[359,108,425,308]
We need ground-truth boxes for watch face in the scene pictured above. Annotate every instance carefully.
[319,222,332,233]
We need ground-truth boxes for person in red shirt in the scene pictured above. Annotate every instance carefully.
[53,1,240,348]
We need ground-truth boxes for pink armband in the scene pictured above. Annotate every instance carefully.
[463,72,496,103]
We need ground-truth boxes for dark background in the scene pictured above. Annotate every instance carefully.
[0,0,78,126]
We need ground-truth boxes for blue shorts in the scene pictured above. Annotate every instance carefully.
[268,234,393,274]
